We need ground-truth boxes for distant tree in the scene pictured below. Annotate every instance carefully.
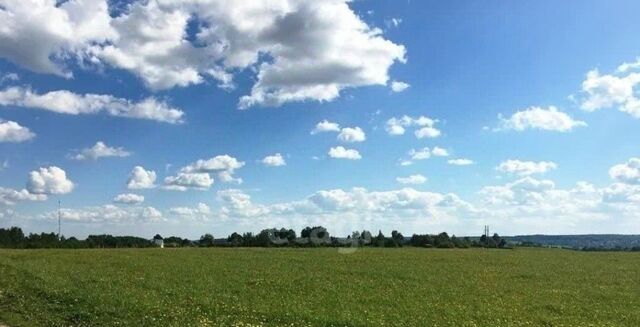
[0,227,25,248]
[480,234,488,245]
[300,227,313,238]
[391,230,404,247]
[360,230,372,245]
[227,232,243,246]
[499,238,507,248]
[164,236,184,247]
[374,230,386,247]
[241,232,256,246]
[153,234,163,240]
[199,233,215,247]
[308,226,330,246]
[492,233,501,244]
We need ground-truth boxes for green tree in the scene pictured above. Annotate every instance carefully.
[199,233,215,247]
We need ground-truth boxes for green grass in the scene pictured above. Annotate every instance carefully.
[0,248,639,326]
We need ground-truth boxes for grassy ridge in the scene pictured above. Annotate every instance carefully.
[0,248,638,326]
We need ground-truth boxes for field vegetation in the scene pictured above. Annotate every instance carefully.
[0,247,639,326]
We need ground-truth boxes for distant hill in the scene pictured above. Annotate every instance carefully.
[505,234,640,249]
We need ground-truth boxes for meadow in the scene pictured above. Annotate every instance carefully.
[0,247,639,326]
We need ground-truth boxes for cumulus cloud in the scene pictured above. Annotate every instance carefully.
[0,0,115,77]
[337,127,366,143]
[177,154,244,184]
[312,121,366,143]
[169,203,211,221]
[496,160,558,176]
[401,147,449,166]
[448,159,474,166]
[385,115,440,138]
[0,86,184,124]
[311,120,341,134]
[579,63,640,118]
[609,158,640,185]
[69,141,131,161]
[408,147,431,160]
[0,73,19,84]
[40,205,163,224]
[13,157,640,235]
[0,1,406,108]
[113,193,144,205]
[431,147,449,157]
[262,153,286,167]
[163,173,214,191]
[0,119,35,143]
[27,166,74,195]
[214,187,475,235]
[163,154,244,190]
[497,106,586,132]
[126,166,157,190]
[390,80,410,92]
[396,174,427,185]
[328,146,361,160]
[0,187,47,206]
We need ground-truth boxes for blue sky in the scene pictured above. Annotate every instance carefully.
[1,0,640,238]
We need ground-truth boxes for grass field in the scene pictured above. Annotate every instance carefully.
[0,248,639,326]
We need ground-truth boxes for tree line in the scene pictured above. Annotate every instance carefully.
[0,226,509,249]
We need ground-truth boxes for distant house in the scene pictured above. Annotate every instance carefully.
[153,234,164,248]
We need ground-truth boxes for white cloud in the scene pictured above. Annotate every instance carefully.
[448,159,474,166]
[40,205,163,224]
[70,141,131,161]
[415,127,441,139]
[496,160,558,176]
[579,67,640,118]
[409,147,431,160]
[337,127,366,143]
[163,173,214,191]
[385,18,403,28]
[177,154,244,184]
[396,174,427,185]
[402,147,448,166]
[27,166,74,195]
[262,153,286,167]
[312,121,366,143]
[311,120,340,134]
[497,106,586,132]
[431,147,449,157]
[0,86,184,124]
[0,187,47,206]
[0,0,115,77]
[214,187,475,233]
[169,203,211,221]
[609,158,640,185]
[0,73,19,84]
[617,58,640,73]
[14,157,640,235]
[126,166,157,190]
[385,115,440,138]
[0,1,406,108]
[180,155,244,174]
[0,119,35,143]
[390,80,410,92]
[328,146,361,160]
[113,193,144,205]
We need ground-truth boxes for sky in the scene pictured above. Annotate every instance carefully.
[1,0,640,238]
